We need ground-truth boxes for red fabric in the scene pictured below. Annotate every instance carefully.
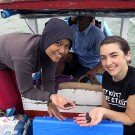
[0,69,24,114]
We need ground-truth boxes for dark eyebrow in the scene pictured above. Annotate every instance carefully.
[110,52,118,55]
[57,40,63,43]
[100,54,104,57]
[100,52,118,57]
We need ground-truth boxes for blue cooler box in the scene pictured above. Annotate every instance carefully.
[33,117,123,135]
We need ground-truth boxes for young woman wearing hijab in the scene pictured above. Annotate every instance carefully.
[0,18,75,120]
[74,36,135,135]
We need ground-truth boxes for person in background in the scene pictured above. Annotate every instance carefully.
[74,36,135,135]
[0,18,75,120]
[67,16,101,28]
[60,15,105,83]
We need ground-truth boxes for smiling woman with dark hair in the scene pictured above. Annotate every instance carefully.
[0,18,75,120]
[74,36,135,135]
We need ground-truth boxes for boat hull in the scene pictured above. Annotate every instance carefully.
[22,88,102,118]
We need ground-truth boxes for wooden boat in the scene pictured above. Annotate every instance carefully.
[0,0,135,115]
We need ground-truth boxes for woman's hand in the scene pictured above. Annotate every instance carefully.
[74,107,104,126]
[48,102,67,121]
[50,94,76,109]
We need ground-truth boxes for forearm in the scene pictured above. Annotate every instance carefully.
[22,87,51,102]
[102,107,134,125]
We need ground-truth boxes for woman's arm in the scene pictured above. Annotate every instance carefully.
[74,95,135,126]
[102,95,135,125]
[14,60,52,102]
